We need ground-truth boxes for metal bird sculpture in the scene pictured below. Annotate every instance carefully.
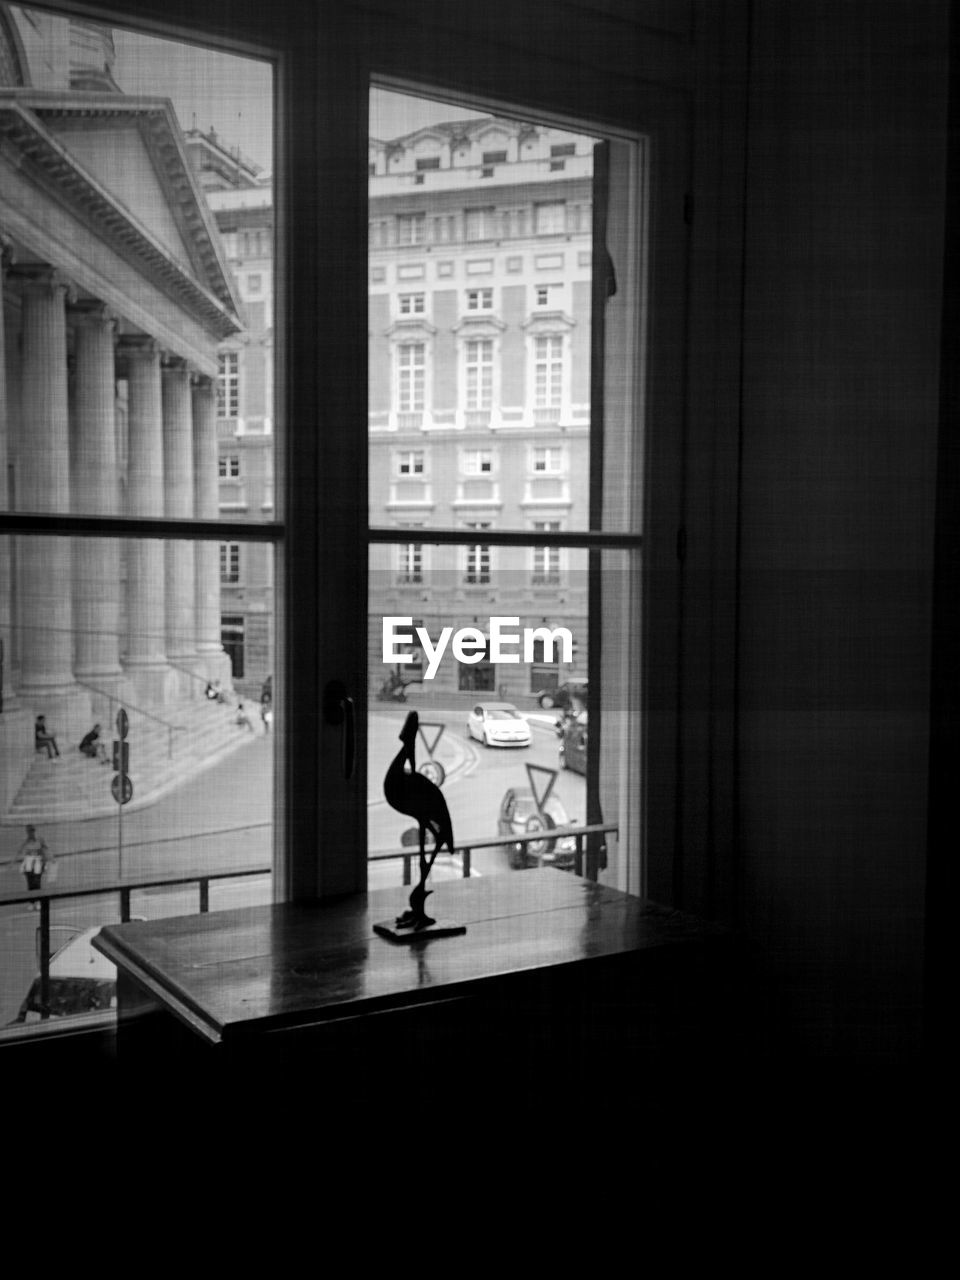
[384,710,454,931]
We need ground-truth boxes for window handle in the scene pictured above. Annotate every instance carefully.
[323,680,355,781]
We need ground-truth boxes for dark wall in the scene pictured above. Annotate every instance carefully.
[736,0,948,1059]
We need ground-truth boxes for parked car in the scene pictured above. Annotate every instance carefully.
[9,925,119,1024]
[467,701,532,748]
[536,677,588,712]
[558,710,588,775]
[497,787,579,870]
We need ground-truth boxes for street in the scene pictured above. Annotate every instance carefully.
[0,699,583,1024]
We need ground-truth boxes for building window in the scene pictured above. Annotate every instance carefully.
[532,522,561,584]
[219,454,241,478]
[397,343,426,414]
[535,201,566,234]
[466,288,493,311]
[533,446,563,473]
[220,542,240,584]
[550,143,576,157]
[397,540,423,584]
[397,450,425,475]
[465,207,495,241]
[221,614,245,680]
[399,293,425,314]
[464,524,491,584]
[217,351,239,418]
[464,340,493,412]
[482,149,507,165]
[534,336,564,414]
[397,213,426,245]
[416,156,440,171]
[247,273,262,294]
[462,449,493,475]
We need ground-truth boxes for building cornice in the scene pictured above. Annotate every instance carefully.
[0,90,243,339]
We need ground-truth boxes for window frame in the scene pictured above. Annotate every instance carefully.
[15,0,697,915]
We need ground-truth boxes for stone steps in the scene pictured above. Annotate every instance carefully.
[3,698,257,824]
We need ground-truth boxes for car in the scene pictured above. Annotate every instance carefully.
[558,710,587,775]
[497,787,579,870]
[9,925,119,1024]
[467,701,532,748]
[536,678,588,713]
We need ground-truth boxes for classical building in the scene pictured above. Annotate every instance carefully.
[367,115,593,699]
[185,126,274,696]
[0,5,241,808]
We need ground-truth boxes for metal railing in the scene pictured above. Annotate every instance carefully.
[0,822,616,1027]
[74,680,186,759]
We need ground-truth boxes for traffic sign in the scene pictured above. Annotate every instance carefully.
[112,740,129,774]
[116,707,129,740]
[418,760,446,787]
[111,774,133,805]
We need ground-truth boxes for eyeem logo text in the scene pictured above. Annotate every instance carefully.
[383,617,573,681]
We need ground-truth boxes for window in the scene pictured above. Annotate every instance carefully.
[397,213,426,245]
[217,351,239,418]
[534,336,564,414]
[416,156,440,171]
[462,449,493,474]
[532,522,561,584]
[219,454,241,478]
[247,273,262,294]
[533,446,563,473]
[464,524,491,584]
[397,344,425,414]
[397,540,422,584]
[1,0,691,1054]
[397,450,424,475]
[465,207,495,241]
[550,143,576,158]
[482,150,507,164]
[464,340,493,411]
[535,201,566,234]
[220,542,241,583]
[466,288,493,310]
[399,293,425,314]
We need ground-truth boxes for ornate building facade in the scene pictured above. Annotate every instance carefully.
[367,112,594,698]
[0,5,241,808]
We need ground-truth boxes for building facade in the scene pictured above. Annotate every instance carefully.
[186,128,275,698]
[367,114,593,700]
[0,5,241,808]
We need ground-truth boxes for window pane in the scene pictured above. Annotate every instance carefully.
[0,534,275,1031]
[369,88,598,530]
[0,7,274,524]
[367,546,628,885]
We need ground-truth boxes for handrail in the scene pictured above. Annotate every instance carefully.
[1,824,618,1024]
[74,679,187,759]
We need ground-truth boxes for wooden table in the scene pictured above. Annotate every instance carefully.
[94,871,738,1098]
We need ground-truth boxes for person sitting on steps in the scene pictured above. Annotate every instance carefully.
[78,723,108,763]
[35,714,61,760]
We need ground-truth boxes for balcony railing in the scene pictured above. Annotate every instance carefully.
[0,823,616,1032]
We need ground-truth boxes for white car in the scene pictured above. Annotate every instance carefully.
[467,701,532,748]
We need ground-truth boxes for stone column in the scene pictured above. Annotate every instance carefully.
[162,358,196,661]
[71,301,123,683]
[122,337,168,684]
[11,266,77,698]
[0,237,14,715]
[192,374,223,657]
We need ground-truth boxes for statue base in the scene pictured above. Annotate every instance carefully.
[373,919,467,943]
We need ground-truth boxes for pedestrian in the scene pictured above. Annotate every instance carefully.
[260,685,272,734]
[35,714,60,759]
[18,825,50,909]
[78,722,105,760]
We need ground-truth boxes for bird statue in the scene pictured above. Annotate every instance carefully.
[384,710,454,931]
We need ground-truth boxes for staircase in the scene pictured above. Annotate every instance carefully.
[3,698,256,824]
